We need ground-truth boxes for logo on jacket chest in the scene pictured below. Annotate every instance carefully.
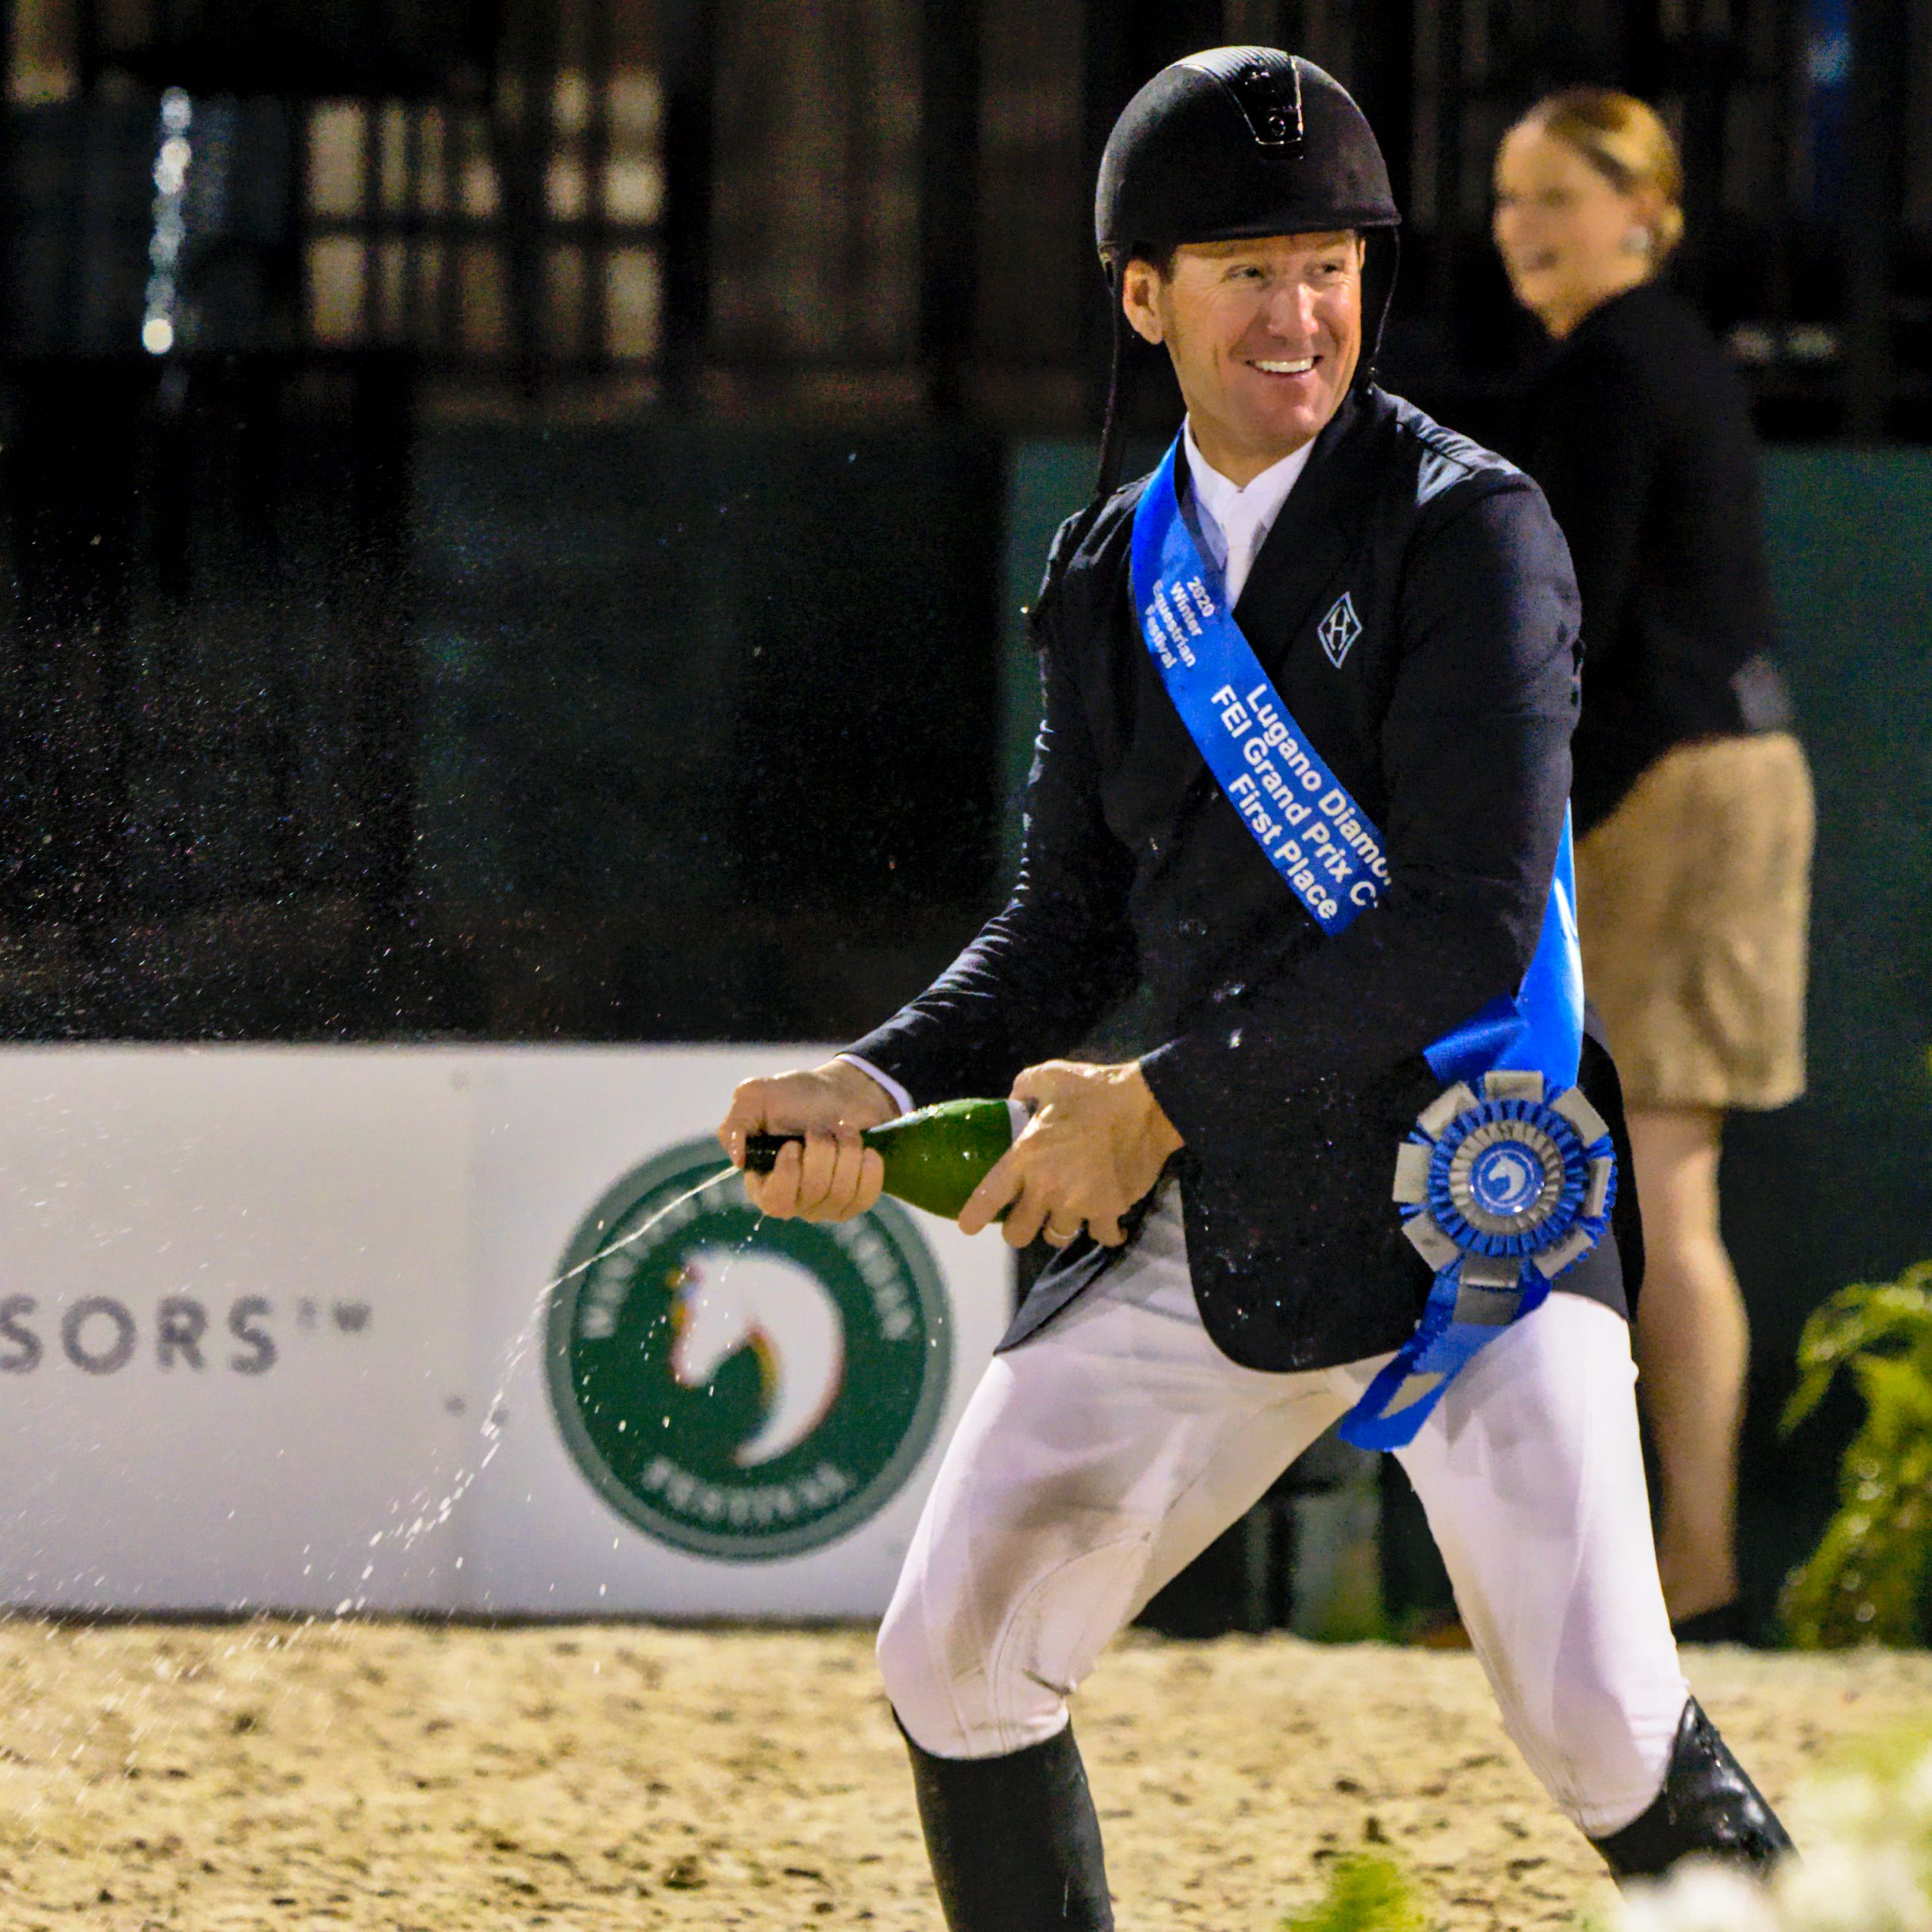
[1317,592,1362,669]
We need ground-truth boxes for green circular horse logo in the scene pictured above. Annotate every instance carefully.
[545,1139,952,1560]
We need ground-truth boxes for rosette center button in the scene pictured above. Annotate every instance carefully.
[1469,1143,1546,1217]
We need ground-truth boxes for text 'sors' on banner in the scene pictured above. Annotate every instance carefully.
[0,1046,1011,1617]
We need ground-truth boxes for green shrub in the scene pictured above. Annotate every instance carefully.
[1782,1261,1932,1647]
[1280,1853,1428,1932]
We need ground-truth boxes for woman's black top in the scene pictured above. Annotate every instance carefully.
[1513,280,1792,836]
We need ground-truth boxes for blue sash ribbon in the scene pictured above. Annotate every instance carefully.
[1130,438,1616,1450]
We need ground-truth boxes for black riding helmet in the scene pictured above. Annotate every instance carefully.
[1087,48,1401,505]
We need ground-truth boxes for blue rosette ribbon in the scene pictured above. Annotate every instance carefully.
[1337,1069,1618,1451]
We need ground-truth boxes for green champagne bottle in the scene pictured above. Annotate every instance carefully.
[743,1097,1029,1220]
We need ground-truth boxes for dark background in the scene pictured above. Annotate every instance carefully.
[1,0,1928,1637]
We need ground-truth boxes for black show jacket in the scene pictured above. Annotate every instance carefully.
[848,386,1641,1373]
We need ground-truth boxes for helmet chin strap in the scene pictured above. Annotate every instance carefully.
[1092,269,1135,506]
[1026,263,1134,640]
[1358,226,1401,388]
[1031,226,1396,641]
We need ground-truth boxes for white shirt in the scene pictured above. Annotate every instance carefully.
[837,423,1315,1121]
[1181,417,1314,605]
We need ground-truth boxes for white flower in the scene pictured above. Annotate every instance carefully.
[1793,1770,1887,1847]
[1900,1748,1932,1835]
[1612,1860,1783,1932]
[1775,1841,1932,1932]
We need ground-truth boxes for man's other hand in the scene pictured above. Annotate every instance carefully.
[959,1060,1184,1250]
[717,1060,897,1222]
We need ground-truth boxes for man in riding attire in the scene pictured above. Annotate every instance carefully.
[720,49,1792,1929]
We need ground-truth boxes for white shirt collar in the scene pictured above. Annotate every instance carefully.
[1181,420,1315,605]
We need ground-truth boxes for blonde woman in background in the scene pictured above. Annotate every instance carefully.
[1494,90,1814,1640]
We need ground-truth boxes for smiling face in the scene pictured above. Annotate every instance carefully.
[1492,121,1656,338]
[1121,231,1364,485]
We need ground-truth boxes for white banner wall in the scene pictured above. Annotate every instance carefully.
[0,1047,1010,1618]
[0,1049,475,1612]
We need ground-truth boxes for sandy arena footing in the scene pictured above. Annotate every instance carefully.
[0,1620,1924,1930]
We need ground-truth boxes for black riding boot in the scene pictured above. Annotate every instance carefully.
[1591,1698,1795,1881]
[900,1717,1115,1930]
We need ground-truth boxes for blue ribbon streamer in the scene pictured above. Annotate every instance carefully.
[1128,438,1599,1449]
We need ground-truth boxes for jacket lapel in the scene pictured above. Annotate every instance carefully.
[1231,390,1385,669]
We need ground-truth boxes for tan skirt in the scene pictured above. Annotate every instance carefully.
[1574,733,1814,1112]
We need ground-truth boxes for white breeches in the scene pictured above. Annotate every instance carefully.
[876,1189,1689,1838]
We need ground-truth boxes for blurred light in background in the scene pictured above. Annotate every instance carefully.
[140,88,190,355]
